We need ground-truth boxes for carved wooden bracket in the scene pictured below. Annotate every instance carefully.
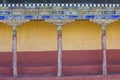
[0,20,30,27]
[89,19,118,26]
[45,19,75,26]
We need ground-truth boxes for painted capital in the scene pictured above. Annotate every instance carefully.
[0,20,30,27]
[89,19,118,26]
[45,19,75,26]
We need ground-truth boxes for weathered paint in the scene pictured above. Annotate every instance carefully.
[12,27,18,77]
[57,25,62,77]
[102,25,107,75]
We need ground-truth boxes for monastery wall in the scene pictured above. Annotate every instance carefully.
[0,20,120,52]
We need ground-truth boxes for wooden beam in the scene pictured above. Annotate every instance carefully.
[12,26,18,77]
[57,25,62,77]
[102,25,107,75]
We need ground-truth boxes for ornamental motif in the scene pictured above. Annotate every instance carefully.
[0,3,119,20]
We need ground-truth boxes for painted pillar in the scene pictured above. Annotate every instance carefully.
[0,20,30,77]
[45,19,75,77]
[57,25,62,77]
[102,25,107,75]
[89,19,118,75]
[12,26,17,77]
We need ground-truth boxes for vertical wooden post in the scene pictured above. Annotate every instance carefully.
[89,19,118,75]
[102,25,107,75]
[57,25,62,77]
[45,19,74,76]
[12,26,18,77]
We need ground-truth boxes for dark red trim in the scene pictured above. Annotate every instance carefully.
[0,50,120,76]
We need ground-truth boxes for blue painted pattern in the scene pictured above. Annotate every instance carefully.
[0,3,119,20]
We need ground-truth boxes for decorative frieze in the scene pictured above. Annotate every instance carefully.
[0,3,119,8]
[0,3,119,20]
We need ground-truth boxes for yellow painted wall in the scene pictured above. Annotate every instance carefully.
[62,20,101,50]
[0,20,120,52]
[17,21,57,51]
[107,20,120,49]
[0,22,12,52]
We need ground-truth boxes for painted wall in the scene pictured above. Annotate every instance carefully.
[62,20,101,50]
[0,23,12,52]
[0,20,120,51]
[17,21,57,51]
[106,20,120,49]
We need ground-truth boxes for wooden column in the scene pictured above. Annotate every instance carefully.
[0,20,30,77]
[45,19,75,77]
[57,25,62,77]
[102,25,107,75]
[89,19,118,75]
[12,26,17,77]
